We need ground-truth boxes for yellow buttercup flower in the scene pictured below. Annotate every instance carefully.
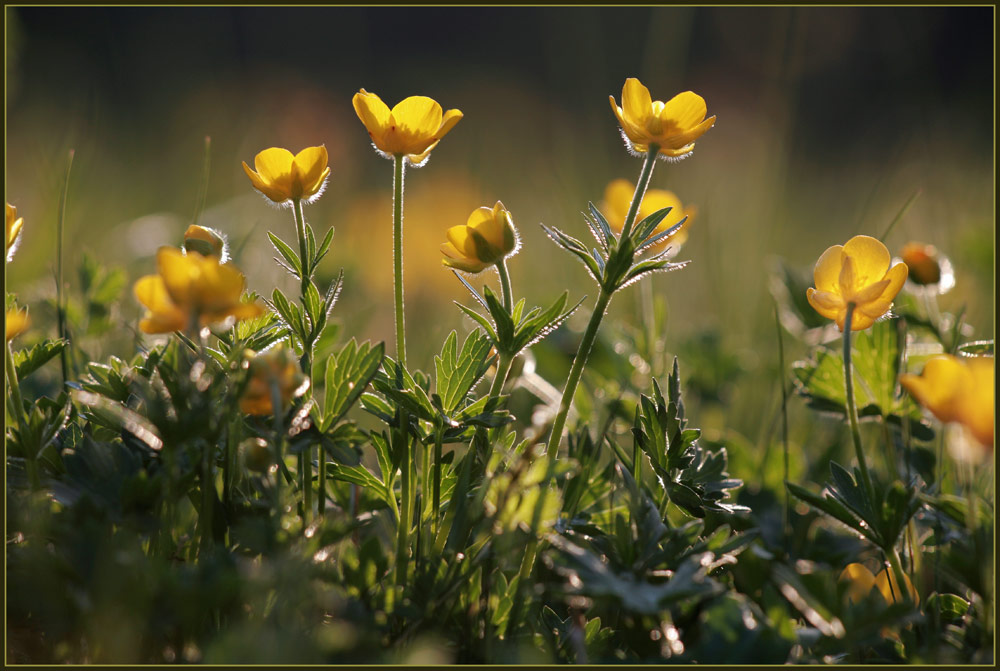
[242,146,330,205]
[900,354,994,448]
[441,201,519,273]
[609,78,716,159]
[601,179,695,253]
[183,224,227,259]
[6,308,30,341]
[133,246,264,334]
[6,202,24,262]
[806,235,908,331]
[240,345,309,416]
[840,563,918,605]
[353,89,463,165]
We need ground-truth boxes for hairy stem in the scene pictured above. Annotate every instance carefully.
[843,303,875,502]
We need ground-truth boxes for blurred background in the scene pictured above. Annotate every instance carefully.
[5,6,994,433]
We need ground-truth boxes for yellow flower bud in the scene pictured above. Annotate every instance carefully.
[6,202,24,262]
[6,308,30,342]
[900,242,941,286]
[133,247,264,334]
[242,146,330,205]
[241,437,272,472]
[240,345,309,416]
[609,78,716,159]
[806,235,909,331]
[183,225,227,259]
[353,89,463,165]
[441,201,519,273]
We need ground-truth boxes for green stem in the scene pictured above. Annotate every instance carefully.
[887,546,913,605]
[544,289,613,464]
[775,305,791,551]
[433,427,444,535]
[618,146,658,241]
[5,341,26,432]
[56,149,75,384]
[843,303,875,502]
[489,353,514,400]
[200,441,214,556]
[292,198,309,297]
[318,444,327,516]
[395,430,413,588]
[303,447,313,527]
[392,154,407,368]
[496,259,513,314]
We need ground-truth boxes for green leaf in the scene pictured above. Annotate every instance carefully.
[435,330,493,414]
[786,481,868,538]
[322,339,385,430]
[268,231,302,278]
[13,339,67,379]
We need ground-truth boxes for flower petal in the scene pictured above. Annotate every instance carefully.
[842,235,891,290]
[437,108,463,139]
[390,96,443,152]
[806,288,844,321]
[156,247,198,308]
[253,147,295,185]
[856,262,907,322]
[813,245,845,292]
[243,161,290,203]
[293,145,330,197]
[621,78,653,129]
[900,355,969,424]
[661,91,708,131]
[839,563,877,604]
[353,89,391,144]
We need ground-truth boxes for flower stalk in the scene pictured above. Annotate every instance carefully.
[842,302,875,502]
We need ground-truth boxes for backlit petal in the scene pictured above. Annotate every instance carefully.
[293,145,330,196]
[621,78,653,128]
[813,245,845,292]
[661,91,708,131]
[874,568,918,605]
[839,563,877,604]
[437,109,464,139]
[157,247,198,308]
[353,89,391,143]
[842,235,891,289]
[243,162,289,203]
[806,288,844,321]
[253,147,295,184]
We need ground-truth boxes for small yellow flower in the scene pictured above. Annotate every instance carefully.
[240,345,309,416]
[609,78,716,159]
[353,89,463,165]
[6,202,24,262]
[839,562,918,605]
[806,235,909,331]
[242,146,330,205]
[6,308,30,342]
[601,179,695,253]
[183,224,227,259]
[901,354,994,448]
[133,247,264,334]
[441,201,519,273]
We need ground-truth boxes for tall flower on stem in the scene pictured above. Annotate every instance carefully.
[244,144,334,528]
[354,89,463,590]
[806,234,910,605]
[511,79,713,634]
